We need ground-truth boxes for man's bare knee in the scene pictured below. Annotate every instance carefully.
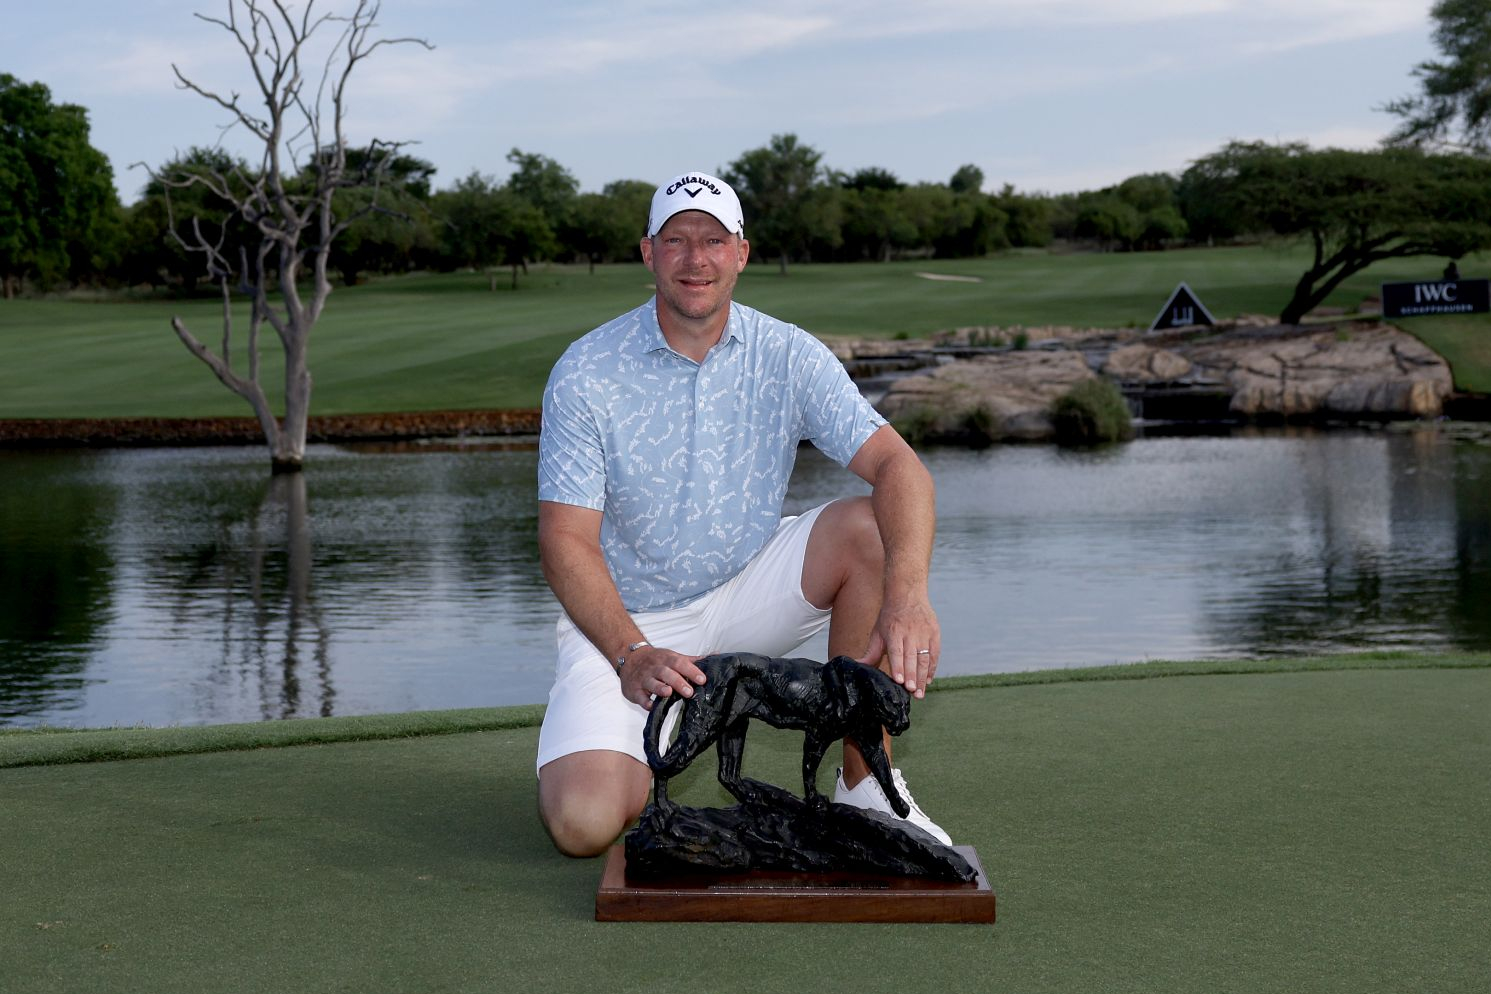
[538,751,651,858]
[803,497,885,609]
[839,497,885,569]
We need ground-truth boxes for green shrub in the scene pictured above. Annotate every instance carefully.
[891,407,938,447]
[1051,378,1135,446]
[892,402,1002,448]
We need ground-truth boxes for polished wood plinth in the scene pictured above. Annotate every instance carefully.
[595,844,995,924]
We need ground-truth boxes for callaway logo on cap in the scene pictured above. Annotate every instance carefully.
[647,171,745,238]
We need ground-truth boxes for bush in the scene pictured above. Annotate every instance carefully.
[892,402,1002,448]
[1051,378,1135,446]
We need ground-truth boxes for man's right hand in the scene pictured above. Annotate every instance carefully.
[619,646,707,710]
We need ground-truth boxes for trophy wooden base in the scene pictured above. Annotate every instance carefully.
[595,844,996,924]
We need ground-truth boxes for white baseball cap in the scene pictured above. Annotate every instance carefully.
[646,171,745,238]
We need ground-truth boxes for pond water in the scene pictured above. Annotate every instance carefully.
[2,427,1488,728]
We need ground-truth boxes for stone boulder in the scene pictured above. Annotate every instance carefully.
[1103,343,1193,382]
[1178,324,1452,418]
[876,351,1095,442]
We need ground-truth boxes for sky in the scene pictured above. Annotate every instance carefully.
[6,0,1442,205]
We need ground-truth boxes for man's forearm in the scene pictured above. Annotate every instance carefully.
[538,501,706,706]
[538,508,643,667]
[870,449,936,601]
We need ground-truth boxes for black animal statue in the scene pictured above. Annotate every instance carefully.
[643,652,911,816]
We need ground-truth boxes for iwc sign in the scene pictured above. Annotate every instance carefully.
[1381,279,1490,318]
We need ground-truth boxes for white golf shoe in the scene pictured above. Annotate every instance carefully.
[832,766,953,846]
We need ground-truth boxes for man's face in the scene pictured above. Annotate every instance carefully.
[640,211,750,328]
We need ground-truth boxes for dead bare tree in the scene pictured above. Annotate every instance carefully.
[157,0,430,472]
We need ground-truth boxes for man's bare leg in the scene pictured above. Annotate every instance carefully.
[538,749,652,857]
[800,496,892,789]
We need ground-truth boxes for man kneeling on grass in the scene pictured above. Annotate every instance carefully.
[533,170,950,855]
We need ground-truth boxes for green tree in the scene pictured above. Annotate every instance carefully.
[941,193,1007,257]
[567,179,651,272]
[1385,0,1491,151]
[321,152,438,284]
[995,184,1054,248]
[948,163,985,194]
[842,167,903,192]
[893,184,965,256]
[123,147,258,292]
[0,74,120,296]
[1113,173,1178,213]
[1074,195,1143,251]
[328,185,437,285]
[838,185,914,261]
[1137,204,1188,249]
[434,172,553,289]
[602,178,654,240]
[724,133,839,274]
[435,172,505,274]
[505,148,576,265]
[1181,140,1491,324]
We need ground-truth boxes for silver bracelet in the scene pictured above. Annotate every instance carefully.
[615,640,650,671]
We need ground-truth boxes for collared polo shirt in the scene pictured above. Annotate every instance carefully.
[539,297,887,613]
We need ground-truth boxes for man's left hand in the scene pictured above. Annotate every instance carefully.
[856,594,940,698]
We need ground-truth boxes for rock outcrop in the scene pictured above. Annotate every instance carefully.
[1175,323,1452,418]
[1103,342,1192,382]
[876,351,1095,442]
[863,320,1457,444]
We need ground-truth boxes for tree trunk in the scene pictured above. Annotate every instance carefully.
[1279,253,1377,325]
[160,0,431,476]
[271,319,314,472]
[777,253,789,276]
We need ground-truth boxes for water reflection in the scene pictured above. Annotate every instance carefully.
[0,452,116,720]
[164,470,334,720]
[1193,430,1473,655]
[1,428,1488,728]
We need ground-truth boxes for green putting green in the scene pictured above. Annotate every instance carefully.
[3,656,1488,994]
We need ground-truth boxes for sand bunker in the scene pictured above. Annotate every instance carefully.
[915,272,983,283]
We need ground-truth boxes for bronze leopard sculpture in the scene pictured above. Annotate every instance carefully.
[642,652,912,816]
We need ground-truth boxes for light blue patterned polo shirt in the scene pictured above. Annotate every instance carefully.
[539,298,887,613]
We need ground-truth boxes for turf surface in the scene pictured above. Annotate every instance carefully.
[4,246,1485,418]
[3,656,1487,994]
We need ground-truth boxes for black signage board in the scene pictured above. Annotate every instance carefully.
[1149,282,1215,332]
[1381,279,1490,318]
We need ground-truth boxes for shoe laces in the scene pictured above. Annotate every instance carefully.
[890,769,933,822]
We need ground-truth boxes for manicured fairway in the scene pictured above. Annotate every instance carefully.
[2,246,1483,418]
[3,654,1487,994]
[1394,311,1491,394]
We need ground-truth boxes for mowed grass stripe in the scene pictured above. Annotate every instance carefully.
[2,245,1484,419]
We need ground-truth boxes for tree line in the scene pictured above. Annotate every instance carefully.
[7,65,1491,312]
[0,79,1190,298]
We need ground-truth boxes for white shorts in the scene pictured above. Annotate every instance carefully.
[535,501,836,772]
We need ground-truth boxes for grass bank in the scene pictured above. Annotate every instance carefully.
[5,650,1482,768]
[1396,311,1491,394]
[3,245,1484,419]
[3,652,1487,994]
